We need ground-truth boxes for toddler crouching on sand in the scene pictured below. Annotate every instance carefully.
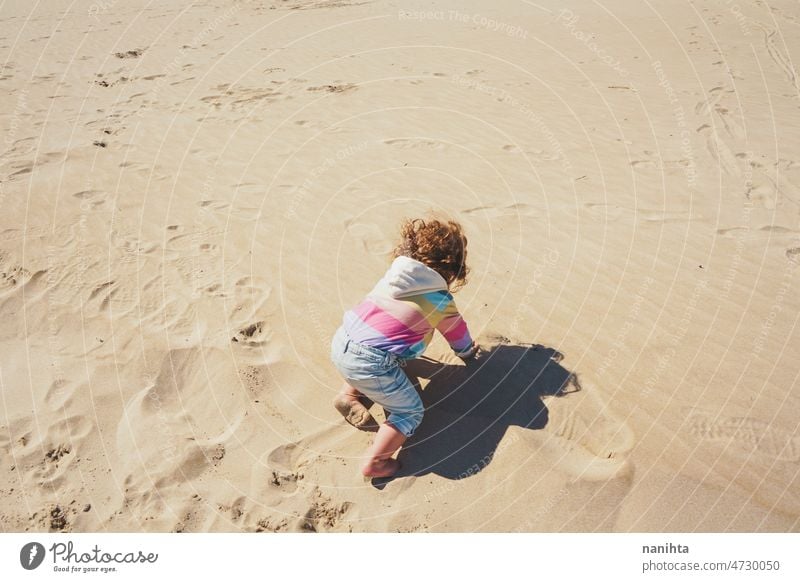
[330,217,477,478]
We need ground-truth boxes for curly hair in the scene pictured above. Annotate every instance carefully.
[392,217,469,291]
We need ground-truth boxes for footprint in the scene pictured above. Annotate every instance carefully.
[173,504,208,533]
[0,221,51,241]
[3,136,37,157]
[195,199,261,223]
[630,158,692,170]
[201,282,226,298]
[111,233,160,259]
[639,210,698,223]
[384,138,445,150]
[306,83,356,94]
[200,86,283,110]
[717,225,800,238]
[72,189,105,202]
[298,491,352,532]
[714,104,746,140]
[260,426,353,483]
[686,407,800,462]
[753,23,798,91]
[228,276,274,335]
[545,381,635,481]
[717,227,746,237]
[31,505,72,532]
[266,442,310,475]
[249,489,351,532]
[114,49,144,59]
[694,85,732,116]
[16,415,94,489]
[6,160,33,179]
[246,451,304,519]
[164,227,222,252]
[462,203,537,219]
[268,467,302,494]
[231,321,270,346]
[584,203,698,224]
[0,263,36,294]
[170,76,196,86]
[247,427,358,531]
[745,181,778,209]
[697,121,742,176]
[88,280,115,305]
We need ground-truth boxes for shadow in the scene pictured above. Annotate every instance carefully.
[390,337,580,482]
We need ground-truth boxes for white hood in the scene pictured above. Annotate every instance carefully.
[370,256,448,299]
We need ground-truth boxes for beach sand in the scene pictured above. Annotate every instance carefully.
[1,0,798,532]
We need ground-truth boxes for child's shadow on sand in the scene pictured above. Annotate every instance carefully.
[387,339,579,484]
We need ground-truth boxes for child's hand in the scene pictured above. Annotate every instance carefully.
[457,342,480,361]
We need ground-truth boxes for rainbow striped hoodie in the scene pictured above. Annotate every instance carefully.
[342,256,474,359]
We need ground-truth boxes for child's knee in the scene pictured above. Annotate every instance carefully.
[389,405,424,437]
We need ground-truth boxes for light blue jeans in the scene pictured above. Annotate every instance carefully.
[330,326,423,437]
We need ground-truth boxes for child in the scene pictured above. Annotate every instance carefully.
[330,217,478,478]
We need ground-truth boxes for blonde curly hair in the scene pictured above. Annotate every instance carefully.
[392,217,469,291]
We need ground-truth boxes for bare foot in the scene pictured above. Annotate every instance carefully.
[333,394,378,430]
[362,457,400,478]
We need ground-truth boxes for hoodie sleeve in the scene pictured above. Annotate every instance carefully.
[435,295,474,355]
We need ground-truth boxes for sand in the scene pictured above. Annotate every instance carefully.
[1,0,798,532]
